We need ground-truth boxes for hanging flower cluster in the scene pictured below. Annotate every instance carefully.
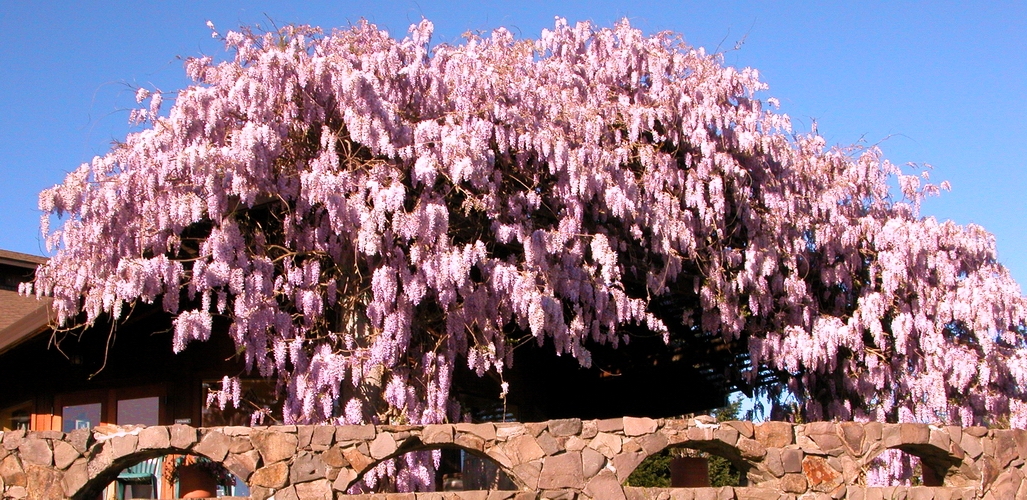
[33,18,1027,431]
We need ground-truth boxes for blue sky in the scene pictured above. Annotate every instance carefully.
[2,1,1025,288]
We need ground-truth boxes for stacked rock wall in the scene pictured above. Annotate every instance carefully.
[0,418,1022,499]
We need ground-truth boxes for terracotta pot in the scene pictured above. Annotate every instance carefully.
[669,456,711,487]
[176,463,219,499]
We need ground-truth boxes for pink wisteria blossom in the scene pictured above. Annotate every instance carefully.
[33,17,1027,437]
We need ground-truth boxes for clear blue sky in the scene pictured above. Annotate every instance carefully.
[2,1,1025,287]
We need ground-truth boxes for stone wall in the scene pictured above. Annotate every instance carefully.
[0,418,1022,499]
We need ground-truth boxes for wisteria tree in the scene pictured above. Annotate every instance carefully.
[31,18,1027,438]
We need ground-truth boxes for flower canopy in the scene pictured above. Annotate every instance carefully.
[33,18,1027,428]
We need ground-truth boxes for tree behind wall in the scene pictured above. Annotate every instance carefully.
[31,18,1027,432]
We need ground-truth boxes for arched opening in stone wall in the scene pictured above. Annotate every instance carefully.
[74,449,243,500]
[625,443,748,488]
[864,447,951,487]
[345,442,519,494]
[160,453,247,498]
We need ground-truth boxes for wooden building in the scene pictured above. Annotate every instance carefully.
[0,248,746,432]
[0,250,252,435]
[0,247,757,496]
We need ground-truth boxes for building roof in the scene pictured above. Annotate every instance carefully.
[0,250,50,355]
[0,249,47,268]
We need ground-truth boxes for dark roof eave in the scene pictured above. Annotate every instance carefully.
[0,249,47,268]
[0,300,51,356]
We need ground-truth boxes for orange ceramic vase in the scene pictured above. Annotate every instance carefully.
[176,463,218,499]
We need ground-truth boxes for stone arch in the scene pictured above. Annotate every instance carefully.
[860,424,967,488]
[623,422,761,487]
[338,433,524,493]
[74,447,228,500]
[70,425,241,500]
[862,444,965,487]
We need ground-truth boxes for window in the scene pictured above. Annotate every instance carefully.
[117,396,160,426]
[201,379,280,426]
[0,401,32,432]
[52,385,165,431]
[61,402,102,432]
